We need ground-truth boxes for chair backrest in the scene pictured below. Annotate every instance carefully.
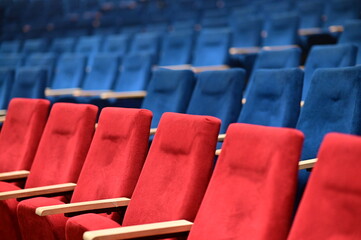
[302,44,357,101]
[114,53,152,92]
[71,107,152,203]
[51,53,86,89]
[192,28,230,67]
[288,133,361,239]
[74,36,101,54]
[142,69,195,128]
[186,69,246,133]
[239,68,303,128]
[0,54,23,68]
[323,0,360,28]
[297,1,324,29]
[81,53,118,91]
[122,112,221,226]
[0,98,50,172]
[24,103,98,188]
[230,16,263,48]
[49,37,75,54]
[0,40,21,54]
[262,12,300,47]
[339,20,361,65]
[129,32,160,57]
[297,66,361,160]
[101,34,130,56]
[21,39,47,54]
[9,67,47,99]
[0,68,14,109]
[24,53,56,87]
[188,123,304,240]
[159,31,193,66]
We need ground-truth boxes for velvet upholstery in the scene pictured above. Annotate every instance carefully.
[302,44,357,101]
[159,31,193,66]
[239,68,303,128]
[65,112,221,240]
[49,38,76,54]
[0,103,97,240]
[323,0,360,28]
[288,133,361,240]
[0,98,50,173]
[262,12,299,47]
[24,53,56,87]
[141,69,195,128]
[0,68,14,109]
[338,20,361,65]
[0,40,21,54]
[230,16,263,48]
[17,107,152,240]
[187,69,246,133]
[74,36,101,54]
[188,123,304,240]
[192,28,230,67]
[22,39,47,54]
[0,54,23,68]
[9,67,47,99]
[297,1,323,29]
[129,32,160,58]
[101,34,130,56]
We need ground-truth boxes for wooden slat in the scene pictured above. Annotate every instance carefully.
[262,45,299,51]
[191,65,229,73]
[229,47,261,55]
[0,109,7,116]
[154,64,192,71]
[149,128,157,135]
[0,183,76,200]
[218,134,226,142]
[45,88,80,96]
[215,149,221,156]
[73,90,111,97]
[100,91,147,100]
[0,170,30,181]
[83,220,193,240]
[329,25,344,33]
[299,158,318,170]
[298,28,323,36]
[0,116,5,123]
[36,197,130,216]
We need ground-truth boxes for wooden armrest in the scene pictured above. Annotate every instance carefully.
[0,170,30,181]
[73,90,111,97]
[154,64,192,70]
[149,128,157,135]
[45,88,80,96]
[262,45,299,51]
[0,183,76,201]
[299,158,317,170]
[229,47,260,55]
[328,25,344,33]
[300,101,304,107]
[218,134,226,142]
[215,149,221,156]
[191,65,230,73]
[36,197,130,216]
[0,116,5,123]
[0,109,7,116]
[298,28,323,36]
[100,91,147,99]
[83,220,193,240]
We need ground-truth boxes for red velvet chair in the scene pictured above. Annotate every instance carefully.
[81,123,304,240]
[65,112,221,240]
[288,133,361,240]
[16,107,152,240]
[0,103,98,240]
[0,98,50,181]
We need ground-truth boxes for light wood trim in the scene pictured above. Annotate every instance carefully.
[262,45,299,51]
[0,170,30,181]
[45,88,80,96]
[73,90,111,97]
[149,128,157,135]
[83,220,193,240]
[300,101,304,107]
[229,47,261,55]
[215,149,221,156]
[191,65,230,73]
[0,183,76,200]
[100,91,147,99]
[0,116,5,123]
[218,134,226,142]
[154,64,192,70]
[242,98,246,104]
[298,28,323,36]
[0,109,7,116]
[299,158,317,170]
[36,197,130,216]
[328,25,344,33]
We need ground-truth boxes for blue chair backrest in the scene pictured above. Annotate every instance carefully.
[142,69,196,128]
[101,34,130,56]
[25,53,57,87]
[114,53,153,92]
[186,69,246,133]
[339,20,361,65]
[297,1,324,29]
[49,38,75,54]
[10,67,47,99]
[0,54,23,68]
[159,31,193,66]
[230,17,263,48]
[192,28,231,67]
[74,36,101,54]
[239,68,303,128]
[0,40,21,54]
[323,0,360,28]
[303,44,357,100]
[129,32,160,57]
[51,53,86,89]
[81,53,119,91]
[22,39,48,54]
[0,68,15,109]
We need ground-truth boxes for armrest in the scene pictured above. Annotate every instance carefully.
[0,116,5,123]
[100,91,147,99]
[300,101,305,107]
[149,128,157,135]
[45,88,80,96]
[262,45,299,51]
[36,197,130,216]
[0,170,30,181]
[299,158,317,170]
[229,47,260,55]
[328,25,344,33]
[191,65,230,73]
[218,134,226,142]
[73,90,111,97]
[154,64,192,70]
[0,183,76,201]
[215,149,221,156]
[83,220,193,240]
[0,109,7,116]
[298,28,323,36]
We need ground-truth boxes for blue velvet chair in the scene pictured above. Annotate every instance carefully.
[302,44,357,101]
[297,1,324,30]
[101,34,130,56]
[323,0,360,29]
[142,69,196,129]
[239,68,303,128]
[21,39,48,55]
[129,32,160,62]
[49,37,75,54]
[230,16,263,49]
[24,53,56,87]
[0,40,21,54]
[338,20,361,65]
[0,68,14,110]
[74,36,101,55]
[0,54,23,68]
